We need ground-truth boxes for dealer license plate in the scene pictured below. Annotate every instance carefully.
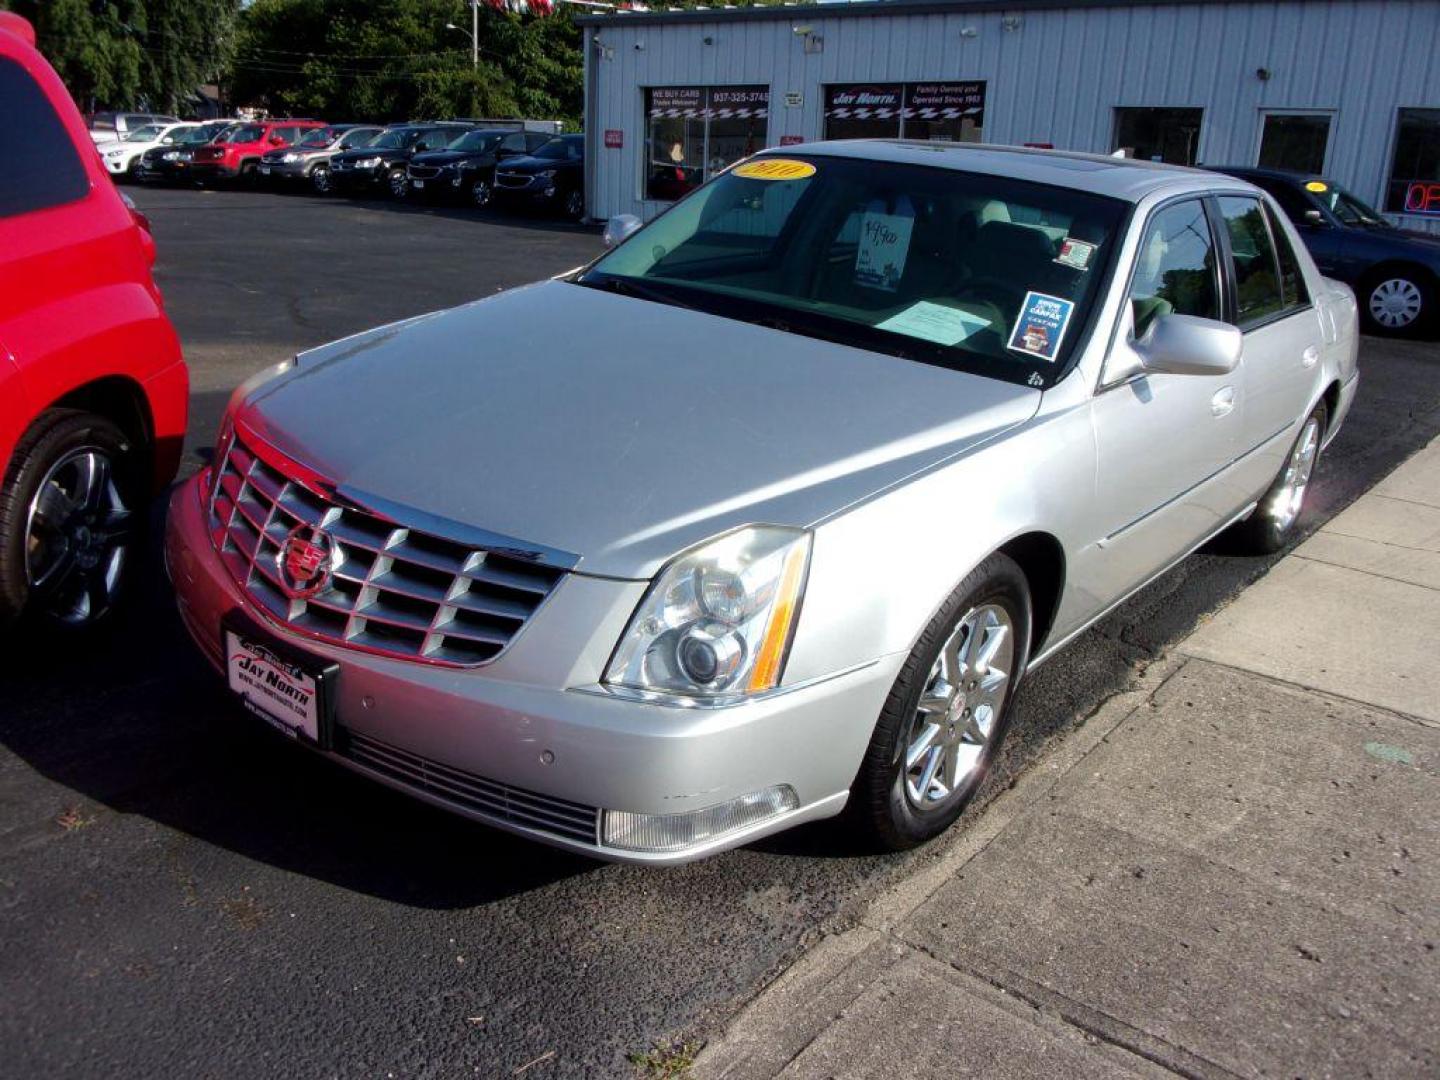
[259,165,270,175]
[225,628,328,743]
[411,179,424,189]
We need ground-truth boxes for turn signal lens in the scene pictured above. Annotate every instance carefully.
[602,785,800,853]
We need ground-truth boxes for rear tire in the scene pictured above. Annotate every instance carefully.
[1361,271,1433,336]
[850,552,1031,851]
[0,410,143,632]
[1227,401,1327,554]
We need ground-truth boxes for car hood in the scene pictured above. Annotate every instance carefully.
[235,281,1041,579]
[1390,227,1440,252]
[411,150,475,167]
[500,155,573,174]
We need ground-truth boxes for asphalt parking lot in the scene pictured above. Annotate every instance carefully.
[3,186,1439,1079]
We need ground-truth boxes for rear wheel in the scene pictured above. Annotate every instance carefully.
[1227,401,1327,554]
[1362,271,1432,335]
[851,552,1031,850]
[0,410,142,631]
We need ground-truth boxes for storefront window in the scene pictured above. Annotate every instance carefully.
[645,86,768,202]
[1385,108,1440,216]
[1257,113,1331,174]
[823,82,986,143]
[1113,108,1204,165]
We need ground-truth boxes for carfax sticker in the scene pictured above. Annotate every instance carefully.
[731,158,816,181]
[1054,237,1097,271]
[1007,291,1075,363]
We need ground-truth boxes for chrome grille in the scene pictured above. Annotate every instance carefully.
[341,730,600,844]
[407,164,442,180]
[495,171,533,189]
[208,430,566,666]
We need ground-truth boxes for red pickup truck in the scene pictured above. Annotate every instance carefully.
[0,12,187,630]
[190,118,327,184]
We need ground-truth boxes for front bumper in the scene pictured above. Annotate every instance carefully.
[103,155,133,175]
[329,163,387,188]
[259,159,309,180]
[189,161,239,180]
[165,474,896,864]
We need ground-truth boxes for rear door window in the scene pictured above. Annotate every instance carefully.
[0,57,90,219]
[1218,196,1285,326]
[1263,203,1310,311]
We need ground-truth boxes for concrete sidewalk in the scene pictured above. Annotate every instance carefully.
[695,439,1440,1080]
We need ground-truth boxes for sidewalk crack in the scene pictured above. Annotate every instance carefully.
[1291,554,1440,592]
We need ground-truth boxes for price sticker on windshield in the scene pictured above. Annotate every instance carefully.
[732,158,816,181]
[1007,291,1075,363]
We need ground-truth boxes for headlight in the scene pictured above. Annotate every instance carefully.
[281,152,299,163]
[162,151,181,161]
[355,156,381,168]
[536,169,557,180]
[106,148,128,158]
[605,526,811,703]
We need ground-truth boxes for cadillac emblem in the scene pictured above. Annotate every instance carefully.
[277,524,336,599]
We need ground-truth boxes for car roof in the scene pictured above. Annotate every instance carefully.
[1211,165,1328,185]
[770,140,1224,203]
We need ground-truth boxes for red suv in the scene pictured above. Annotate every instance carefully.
[190,118,327,184]
[0,13,187,630]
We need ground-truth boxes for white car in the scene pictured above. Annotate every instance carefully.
[98,122,198,178]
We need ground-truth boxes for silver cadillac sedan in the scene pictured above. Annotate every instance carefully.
[166,142,1358,863]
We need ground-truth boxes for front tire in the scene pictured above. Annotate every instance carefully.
[562,188,584,220]
[387,167,408,199]
[1228,401,1327,554]
[0,410,142,632]
[470,175,493,208]
[310,164,332,195]
[851,552,1031,850]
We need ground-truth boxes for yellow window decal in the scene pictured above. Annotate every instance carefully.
[732,158,817,181]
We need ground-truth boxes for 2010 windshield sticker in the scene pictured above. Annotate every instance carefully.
[1054,237,1097,271]
[732,158,816,181]
[854,196,916,293]
[1007,292,1075,363]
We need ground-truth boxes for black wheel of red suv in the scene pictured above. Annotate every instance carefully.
[0,410,143,632]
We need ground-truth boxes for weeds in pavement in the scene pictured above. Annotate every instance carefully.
[55,806,95,832]
[629,1039,701,1079]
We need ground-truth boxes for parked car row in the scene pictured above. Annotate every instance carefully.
[124,115,587,219]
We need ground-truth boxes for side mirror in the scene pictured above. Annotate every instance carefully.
[1302,208,1328,228]
[1134,313,1241,377]
[269,135,285,145]
[603,214,642,248]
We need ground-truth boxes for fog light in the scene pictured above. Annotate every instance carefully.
[543,185,556,197]
[602,785,799,853]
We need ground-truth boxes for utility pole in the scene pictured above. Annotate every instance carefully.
[471,0,478,71]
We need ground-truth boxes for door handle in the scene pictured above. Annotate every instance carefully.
[1302,345,1319,368]
[1210,386,1236,417]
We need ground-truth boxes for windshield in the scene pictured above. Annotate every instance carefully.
[450,131,503,152]
[298,128,334,148]
[125,125,163,142]
[176,126,214,145]
[534,137,580,160]
[1316,182,1388,227]
[227,124,265,143]
[369,128,416,150]
[579,156,1125,387]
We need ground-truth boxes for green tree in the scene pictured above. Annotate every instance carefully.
[1,0,240,113]
[225,0,581,125]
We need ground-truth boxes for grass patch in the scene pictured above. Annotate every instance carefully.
[629,1039,701,1079]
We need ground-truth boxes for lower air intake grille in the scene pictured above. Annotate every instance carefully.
[341,730,601,844]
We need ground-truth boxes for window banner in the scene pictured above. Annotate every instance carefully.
[905,82,986,121]
[648,87,705,119]
[825,84,903,120]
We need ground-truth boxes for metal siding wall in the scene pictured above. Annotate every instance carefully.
[589,1,1440,233]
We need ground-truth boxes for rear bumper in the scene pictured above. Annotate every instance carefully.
[165,474,896,864]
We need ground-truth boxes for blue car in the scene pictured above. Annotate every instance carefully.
[1216,166,1440,336]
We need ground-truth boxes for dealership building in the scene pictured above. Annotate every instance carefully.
[577,0,1440,232]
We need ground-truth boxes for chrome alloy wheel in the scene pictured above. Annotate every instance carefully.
[904,603,1014,809]
[471,178,492,207]
[1369,278,1423,329]
[389,168,408,198]
[311,165,331,194]
[1266,415,1321,531]
[23,447,132,625]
